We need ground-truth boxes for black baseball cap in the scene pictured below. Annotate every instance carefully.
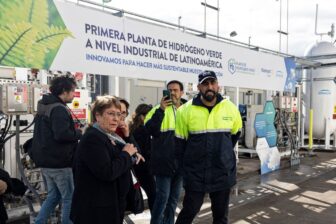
[198,70,217,84]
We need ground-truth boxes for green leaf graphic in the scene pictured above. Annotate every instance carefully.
[36,26,72,50]
[29,41,47,68]
[29,26,72,68]
[0,22,36,67]
[0,0,49,30]
[47,0,66,28]
[0,0,73,69]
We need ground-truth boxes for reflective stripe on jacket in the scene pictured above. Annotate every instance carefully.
[175,94,242,192]
[145,101,183,176]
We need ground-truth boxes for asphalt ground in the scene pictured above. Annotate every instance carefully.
[127,151,336,224]
[8,150,336,224]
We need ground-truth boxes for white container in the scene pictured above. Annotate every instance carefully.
[303,41,336,138]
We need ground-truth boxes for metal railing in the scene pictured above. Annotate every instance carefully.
[67,0,336,69]
[70,0,294,58]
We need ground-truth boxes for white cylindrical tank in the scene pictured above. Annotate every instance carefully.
[303,41,336,138]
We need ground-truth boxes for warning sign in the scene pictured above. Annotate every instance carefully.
[73,100,80,109]
[71,109,86,119]
[334,106,336,113]
[15,95,22,103]
[74,91,81,98]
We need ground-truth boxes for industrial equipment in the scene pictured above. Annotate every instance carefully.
[303,41,336,149]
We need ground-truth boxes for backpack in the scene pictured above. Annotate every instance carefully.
[24,103,67,160]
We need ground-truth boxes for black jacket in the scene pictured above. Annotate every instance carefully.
[145,99,187,177]
[132,124,151,172]
[0,169,11,223]
[0,169,27,223]
[70,127,133,224]
[31,94,82,168]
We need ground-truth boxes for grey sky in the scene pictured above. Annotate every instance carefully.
[89,0,336,56]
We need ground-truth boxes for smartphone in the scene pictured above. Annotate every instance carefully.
[162,89,170,100]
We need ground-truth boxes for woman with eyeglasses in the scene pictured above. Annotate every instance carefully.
[129,103,156,214]
[70,96,143,224]
[115,98,130,139]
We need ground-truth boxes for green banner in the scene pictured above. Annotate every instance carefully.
[0,0,72,69]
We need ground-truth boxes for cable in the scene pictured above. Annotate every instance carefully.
[0,115,9,140]
[280,110,296,156]
[3,117,35,144]
[65,104,85,128]
[0,115,10,167]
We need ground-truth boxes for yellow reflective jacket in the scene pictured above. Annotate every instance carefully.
[175,94,242,192]
[145,99,186,176]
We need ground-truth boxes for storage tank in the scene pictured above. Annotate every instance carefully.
[304,41,336,138]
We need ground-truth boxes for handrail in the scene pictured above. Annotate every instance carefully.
[72,0,292,57]
[69,0,325,68]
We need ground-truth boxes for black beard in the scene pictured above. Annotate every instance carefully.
[201,90,216,102]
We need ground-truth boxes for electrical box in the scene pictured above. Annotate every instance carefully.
[245,105,264,148]
[273,96,287,109]
[291,97,298,113]
[281,97,287,109]
[273,96,296,112]
[0,82,29,115]
[30,85,49,114]
[285,96,291,110]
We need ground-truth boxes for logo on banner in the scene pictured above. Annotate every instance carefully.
[261,68,272,77]
[227,58,255,75]
[276,70,283,78]
[228,58,236,74]
[318,89,331,95]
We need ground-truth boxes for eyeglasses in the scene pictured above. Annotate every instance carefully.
[120,111,128,117]
[105,112,122,118]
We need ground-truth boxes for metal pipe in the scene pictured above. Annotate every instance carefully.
[76,0,295,58]
[314,4,329,39]
[315,4,318,36]
[178,16,182,29]
[296,84,301,148]
[14,115,43,205]
[204,0,207,34]
[15,115,20,177]
[309,110,313,149]
[301,112,305,147]
[309,69,313,150]
[217,0,219,39]
[279,0,282,53]
[286,0,289,54]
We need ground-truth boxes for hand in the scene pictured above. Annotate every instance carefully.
[118,120,130,137]
[134,152,145,165]
[79,124,87,133]
[160,96,172,111]
[0,180,7,195]
[122,143,137,157]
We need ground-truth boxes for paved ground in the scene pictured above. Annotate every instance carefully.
[127,151,336,224]
[8,151,336,223]
[230,169,336,224]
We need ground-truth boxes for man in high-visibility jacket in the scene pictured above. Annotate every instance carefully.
[145,80,186,224]
[175,71,242,224]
